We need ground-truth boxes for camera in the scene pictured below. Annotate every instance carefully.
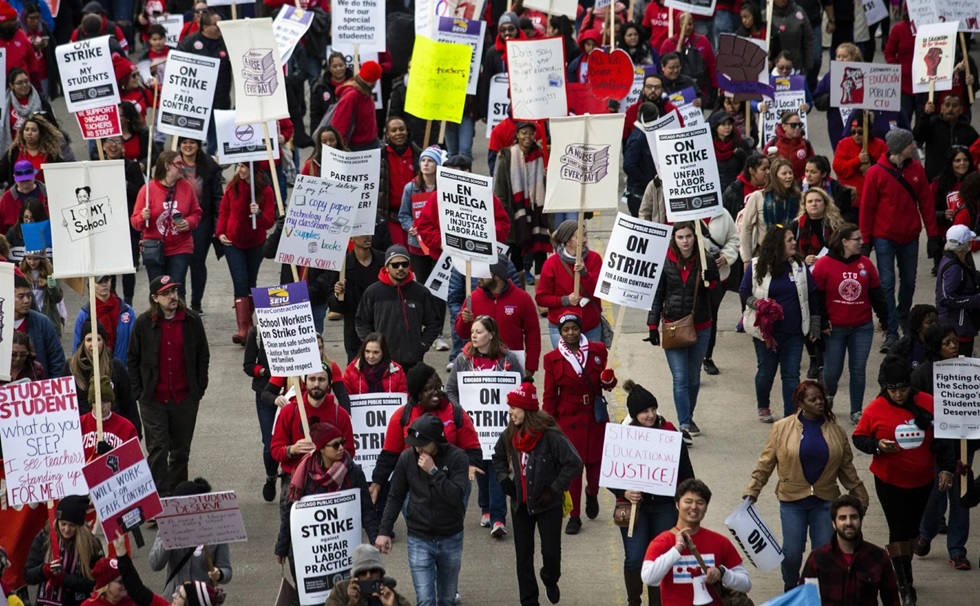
[355,580,382,596]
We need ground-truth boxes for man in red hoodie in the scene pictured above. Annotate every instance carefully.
[330,61,383,151]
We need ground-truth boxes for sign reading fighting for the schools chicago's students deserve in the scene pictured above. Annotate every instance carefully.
[277,174,360,271]
[251,282,321,377]
[214,110,280,164]
[290,490,362,605]
[56,35,119,113]
[156,491,248,551]
[595,214,671,310]
[321,147,381,238]
[83,438,163,542]
[829,61,902,112]
[654,125,724,222]
[599,424,682,496]
[437,167,495,264]
[157,51,220,139]
[349,393,407,477]
[933,358,980,439]
[457,371,522,459]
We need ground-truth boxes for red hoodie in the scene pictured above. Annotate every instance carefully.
[270,392,355,474]
[860,155,938,244]
[535,249,604,331]
[130,179,202,256]
[765,123,814,180]
[414,190,512,260]
[833,135,887,210]
[380,397,481,454]
[343,359,408,395]
[329,84,378,148]
[216,177,276,249]
[455,280,542,373]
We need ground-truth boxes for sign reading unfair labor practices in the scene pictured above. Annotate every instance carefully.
[251,282,321,377]
[218,19,289,123]
[457,371,521,459]
[437,167,495,263]
[332,0,385,51]
[654,126,724,222]
[912,21,959,94]
[156,491,248,550]
[83,438,163,542]
[544,114,624,212]
[291,489,362,605]
[933,358,980,439]
[214,110,280,164]
[349,393,407,477]
[276,175,360,270]
[507,37,568,119]
[724,498,784,572]
[56,35,119,113]
[321,147,381,237]
[158,51,220,139]
[0,377,86,506]
[595,214,671,309]
[599,424,682,496]
[829,61,901,112]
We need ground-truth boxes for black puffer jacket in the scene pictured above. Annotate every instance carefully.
[647,249,720,327]
[24,527,104,606]
[380,443,469,540]
[492,427,582,516]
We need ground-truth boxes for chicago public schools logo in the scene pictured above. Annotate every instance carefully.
[559,144,610,184]
[241,49,279,96]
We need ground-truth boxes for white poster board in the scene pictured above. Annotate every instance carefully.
[521,0,576,17]
[218,18,289,123]
[159,14,183,48]
[274,6,315,64]
[665,0,717,17]
[654,125,725,222]
[156,492,248,550]
[437,167,495,263]
[485,73,509,138]
[544,114,625,212]
[424,250,454,300]
[328,45,382,109]
[638,110,682,172]
[157,51,220,139]
[276,174,360,271]
[56,35,119,113]
[724,498,784,572]
[457,371,522,459]
[933,358,980,439]
[349,393,407,477]
[252,282,322,377]
[598,424,683,496]
[215,110,280,164]
[862,0,889,26]
[331,0,385,52]
[435,16,485,96]
[321,147,381,237]
[912,21,959,94]
[290,490,362,605]
[828,61,902,112]
[595,214,671,310]
[506,37,568,120]
[761,75,808,144]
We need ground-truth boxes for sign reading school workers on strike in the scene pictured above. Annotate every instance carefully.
[912,21,959,94]
[252,282,322,377]
[332,0,386,51]
[829,61,902,113]
[277,174,360,270]
[156,491,249,551]
[655,125,724,222]
[0,378,86,506]
[437,167,495,264]
[595,214,671,310]
[214,110,280,164]
[83,438,163,542]
[507,37,568,119]
[218,19,289,123]
[932,358,980,439]
[457,371,522,459]
[321,147,381,237]
[724,498,784,572]
[291,489,362,605]
[56,35,119,113]
[158,51,220,139]
[544,114,624,213]
[599,424,682,496]
[405,36,472,122]
[349,393,407,478]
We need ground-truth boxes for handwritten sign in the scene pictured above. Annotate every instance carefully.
[437,167,495,263]
[156,491,248,550]
[598,424,682,496]
[507,37,568,119]
[544,114,624,212]
[83,438,163,541]
[405,36,471,122]
[331,0,385,51]
[75,104,121,140]
[457,371,521,459]
[158,51,220,139]
[595,214,671,310]
[252,282,321,377]
[913,21,959,94]
[56,35,119,113]
[291,490,362,604]
[276,174,360,270]
[655,125,725,222]
[829,61,901,112]
[933,358,980,439]
[435,16,485,96]
[321,147,381,237]
[274,6,314,64]
[349,393,406,477]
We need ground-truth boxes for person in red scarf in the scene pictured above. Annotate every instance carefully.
[764,111,815,180]
[492,380,582,606]
[24,496,103,606]
[342,333,407,395]
[709,110,753,197]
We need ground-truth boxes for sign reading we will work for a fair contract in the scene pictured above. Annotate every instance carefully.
[252,282,321,377]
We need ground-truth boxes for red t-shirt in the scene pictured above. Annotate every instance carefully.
[810,255,881,328]
[644,527,744,606]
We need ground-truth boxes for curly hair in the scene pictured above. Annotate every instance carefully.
[406,362,438,400]
[754,225,800,283]
[791,380,835,423]
[13,115,64,159]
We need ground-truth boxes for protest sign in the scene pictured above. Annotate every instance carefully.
[761,75,808,144]
[252,282,321,377]
[932,358,980,439]
[457,371,521,458]
[567,83,611,115]
[156,491,248,550]
[157,51,220,139]
[521,0,576,17]
[724,498,784,572]
[84,438,163,541]
[405,36,472,122]
[276,174,360,270]
[436,16,486,96]
[0,378,85,506]
[349,393,407,477]
[218,19,289,123]
[485,73,509,138]
[655,125,724,222]
[665,0,717,17]
[206,0,255,6]
[907,0,979,32]
[638,109,682,172]
[43,161,136,279]
[828,61,901,112]
[158,14,183,47]
[912,22,959,94]
[437,167,495,263]
[75,104,121,140]
[415,0,436,37]
[274,6,315,64]
[716,35,773,102]
[667,87,703,126]
[617,66,647,112]
[291,489,362,605]
[595,214,671,309]
[21,221,52,257]
[587,49,635,100]
[544,114,624,213]
[321,147,381,237]
[905,0,938,29]
[215,110,280,164]
[598,424,683,496]
[329,45,382,109]
[0,469,47,590]
[424,250,454,300]
[0,265,12,380]
[56,35,119,113]
[332,0,385,51]
[862,0,889,26]
[507,37,568,119]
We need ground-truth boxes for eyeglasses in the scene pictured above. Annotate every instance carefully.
[643,83,662,90]
[784,122,803,129]
[884,383,910,390]
[104,138,122,146]
[422,384,442,394]
[325,439,346,449]
[11,352,29,359]
[12,80,30,86]
[388,261,410,269]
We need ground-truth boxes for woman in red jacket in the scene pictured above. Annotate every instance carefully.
[330,61,382,151]
[832,111,887,212]
[343,332,407,395]
[535,220,604,347]
[764,111,814,180]
[217,162,275,344]
[542,312,616,534]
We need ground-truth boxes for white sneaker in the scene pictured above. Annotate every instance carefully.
[433,336,450,351]
[446,361,454,371]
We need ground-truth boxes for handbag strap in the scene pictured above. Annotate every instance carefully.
[164,549,195,588]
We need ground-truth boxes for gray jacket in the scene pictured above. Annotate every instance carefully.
[148,536,233,598]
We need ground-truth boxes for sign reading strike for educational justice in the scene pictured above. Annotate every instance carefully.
[544,114,625,213]
[332,0,386,51]
[485,73,509,138]
[655,125,724,222]
[214,110,280,165]
[328,45,383,110]
[349,393,407,477]
[665,0,718,17]
[56,35,120,113]
[724,498,784,572]
[457,371,522,459]
[435,16,486,96]
[598,424,682,496]
[158,14,183,48]
[761,75,808,145]
[156,491,249,551]
[437,167,495,263]
[424,250,454,301]
[43,161,137,279]
[218,18,290,124]
[83,438,163,542]
[0,264,13,381]
[75,104,122,140]
[157,51,220,139]
[404,36,472,123]
[595,214,672,310]
[291,489,362,605]
[912,21,959,94]
[0,378,86,506]
[932,358,980,439]
[252,282,322,377]
[276,174,361,270]
[321,147,381,237]
[507,37,568,120]
[828,61,902,113]
[274,6,315,64]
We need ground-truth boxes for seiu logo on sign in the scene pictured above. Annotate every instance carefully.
[266,287,290,307]
[452,18,467,32]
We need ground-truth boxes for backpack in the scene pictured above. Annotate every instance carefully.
[400,401,466,430]
[316,99,354,143]
[679,46,708,94]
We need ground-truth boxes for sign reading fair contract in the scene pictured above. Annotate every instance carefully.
[277,174,360,270]
[655,125,724,222]
[158,51,220,139]
[457,371,521,459]
[214,110,280,164]
[321,147,380,237]
[829,61,902,112]
[544,114,624,212]
[252,282,321,377]
[507,37,568,119]
[56,35,119,113]
[156,491,248,551]
[595,214,671,310]
[291,489,362,605]
[724,498,783,572]
[0,377,86,506]
[437,167,495,263]
[933,358,980,439]
[598,424,682,496]
[75,104,122,140]
[83,438,163,542]
[349,393,406,477]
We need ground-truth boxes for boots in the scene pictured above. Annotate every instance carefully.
[233,297,253,345]
[888,542,915,606]
[624,570,644,606]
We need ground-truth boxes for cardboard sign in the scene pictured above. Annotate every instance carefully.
[716,34,775,101]
[424,250,453,300]
[218,18,289,123]
[667,87,703,127]
[405,36,472,122]
[655,125,724,222]
[157,51,220,139]
[75,104,122,140]
[435,16,486,96]
[665,0,717,17]
[214,110,280,164]
[320,147,381,237]
[349,393,407,477]
[724,498,784,572]
[507,37,568,119]
[598,424,683,496]
[761,75,808,144]
[0,265,12,380]
[56,35,119,113]
[912,22,959,94]
[277,174,360,270]
[485,73,509,138]
[158,14,183,47]
[83,438,163,542]
[457,371,522,459]
[933,358,980,439]
[594,214,671,310]
[587,49,635,100]
[638,109,682,172]
[415,0,436,38]
[544,114,624,213]
[329,45,382,110]
[331,0,385,51]
[520,0,576,17]
[274,6,315,64]
[290,490,362,605]
[437,167,495,263]
[0,378,86,506]
[828,61,902,112]
[156,492,248,550]
[252,282,321,377]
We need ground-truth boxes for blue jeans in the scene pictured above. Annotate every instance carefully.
[712,10,738,49]
[549,212,578,229]
[445,116,475,161]
[780,498,833,591]
[476,460,507,525]
[662,327,711,426]
[206,119,218,156]
[223,244,264,297]
[255,393,278,477]
[548,323,602,348]
[920,450,973,558]
[146,253,192,299]
[873,238,919,338]
[311,302,328,335]
[822,322,874,414]
[189,216,212,306]
[406,531,464,606]
[753,333,805,417]
[621,501,676,571]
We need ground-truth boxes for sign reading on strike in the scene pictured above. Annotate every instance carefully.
[75,104,121,140]
[83,438,163,542]
[156,491,248,551]
[655,125,724,222]
[437,167,495,263]
[457,371,521,459]
[933,358,980,439]
[56,35,119,113]
[291,490,362,605]
[349,393,407,477]
[598,424,682,496]
[158,51,221,139]
[724,498,784,572]
[595,214,671,310]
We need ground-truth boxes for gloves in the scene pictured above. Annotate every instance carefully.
[746,296,760,310]
[500,477,517,498]
[600,368,616,384]
[534,487,561,509]
[859,241,873,257]
[96,440,112,455]
[42,563,64,586]
[646,329,660,346]
[808,315,822,341]
[927,236,943,260]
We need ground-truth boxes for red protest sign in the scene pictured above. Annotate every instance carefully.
[82,438,162,541]
[587,49,634,100]
[75,105,122,141]
[567,83,611,115]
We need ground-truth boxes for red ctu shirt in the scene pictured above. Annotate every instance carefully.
[455,282,542,373]
[644,527,743,606]
[151,310,190,403]
[810,254,881,328]
[853,391,936,488]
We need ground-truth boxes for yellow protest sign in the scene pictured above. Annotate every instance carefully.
[405,36,471,123]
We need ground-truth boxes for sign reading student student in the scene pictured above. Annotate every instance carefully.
[349,393,407,477]
[332,0,386,51]
[214,110,280,164]
[437,167,495,264]
[83,438,163,542]
[599,424,683,496]
[276,174,361,270]
[507,37,568,119]
[829,61,902,112]
[252,282,322,377]
[56,35,119,113]
[321,147,381,237]
[291,489,362,605]
[158,51,220,139]
[933,358,980,439]
[912,21,960,94]
[457,371,522,458]
[655,125,724,222]
[595,214,671,310]
[156,491,249,550]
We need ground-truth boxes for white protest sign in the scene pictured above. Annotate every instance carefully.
[862,0,888,26]
[666,87,703,126]
[665,0,717,17]
[291,490,362,605]
[328,45,382,110]
[44,161,136,279]
[656,125,725,222]
[349,393,407,477]
[415,0,435,38]
[156,492,248,550]
[908,0,980,32]
[638,109,682,172]
[321,147,381,237]
[724,498,784,572]
[277,174,360,271]
[157,51,220,139]
[252,282,322,377]
[424,250,454,300]
[56,35,119,113]
[218,19,289,123]
[507,37,568,120]
[933,358,980,439]
[521,0,576,18]
[83,438,163,541]
[913,22,959,94]
[486,73,509,138]
[905,0,938,29]
[598,424,683,496]
[332,0,385,51]
[0,264,12,381]
[595,214,671,310]
[207,0,254,6]
[159,14,183,47]
[436,16,485,96]
[544,114,624,212]
[761,75,807,144]
[0,378,86,506]
[437,167,495,263]
[457,371,522,459]
[274,6,315,64]
[828,61,901,112]
[215,110,280,164]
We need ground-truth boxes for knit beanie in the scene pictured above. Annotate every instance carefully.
[357,60,382,85]
[56,495,89,526]
[885,128,915,156]
[557,313,582,330]
[878,354,911,388]
[310,422,343,451]
[623,379,658,418]
[88,376,115,406]
[419,146,443,166]
[79,319,109,345]
[507,380,539,411]
[112,53,138,84]
[489,253,509,281]
[350,544,386,577]
[498,11,519,29]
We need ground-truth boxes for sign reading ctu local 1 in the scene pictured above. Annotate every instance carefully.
[56,35,119,113]
[251,282,322,377]
[158,51,221,139]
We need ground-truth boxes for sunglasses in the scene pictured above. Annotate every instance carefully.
[13,169,34,176]
[784,122,803,129]
[325,439,346,449]
[388,261,410,269]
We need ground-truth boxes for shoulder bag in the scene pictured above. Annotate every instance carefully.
[661,272,700,350]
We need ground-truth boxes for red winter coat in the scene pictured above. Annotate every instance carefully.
[130,179,202,256]
[765,123,814,180]
[860,156,938,245]
[270,393,355,474]
[331,84,378,148]
[884,20,914,96]
[414,190,512,260]
[456,280,542,373]
[216,178,275,250]
[0,30,41,87]
[535,250,604,331]
[343,359,408,395]
[832,135,887,210]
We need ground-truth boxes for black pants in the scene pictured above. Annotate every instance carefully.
[875,476,932,543]
[140,398,200,496]
[513,503,563,606]
[705,282,726,359]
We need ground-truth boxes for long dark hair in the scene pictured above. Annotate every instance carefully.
[827,222,859,257]
[502,408,562,462]
[922,323,958,364]
[667,221,701,272]
[935,146,976,210]
[356,332,392,371]
[754,225,799,282]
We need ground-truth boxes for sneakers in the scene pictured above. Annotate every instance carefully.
[880,334,898,354]
[758,408,774,423]
[480,513,491,527]
[545,582,560,604]
[447,361,455,371]
[850,411,863,424]
[262,476,277,502]
[585,495,599,520]
[565,516,582,535]
[736,319,745,333]
[525,272,536,285]
[433,336,450,351]
[950,554,972,570]
[490,522,507,538]
[679,429,694,447]
[913,537,931,557]
[687,420,701,436]
[703,358,719,375]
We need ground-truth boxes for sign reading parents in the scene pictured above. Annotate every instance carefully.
[598,424,682,496]
[56,35,119,113]
[544,114,624,213]
[332,0,385,51]
[437,167,495,263]
[0,378,85,506]
[156,491,248,550]
[321,147,380,237]
[595,214,671,309]
[933,358,980,439]
[457,371,521,458]
[654,125,724,222]
[158,51,220,139]
[507,37,568,119]
[828,61,901,112]
[291,490,362,605]
[276,175,360,270]
[83,438,163,541]
[252,282,321,377]
[349,393,407,477]
[214,110,280,164]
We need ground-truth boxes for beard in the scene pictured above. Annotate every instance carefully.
[308,386,327,400]
[836,526,862,543]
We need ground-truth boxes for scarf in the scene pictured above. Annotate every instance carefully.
[95,294,120,352]
[557,334,589,376]
[713,136,736,162]
[801,177,833,194]
[509,144,550,255]
[0,89,44,153]
[762,192,796,229]
[288,452,349,502]
[556,244,589,265]
[795,214,827,257]
[360,360,387,393]
[512,427,543,453]
[36,540,78,606]
[753,298,784,351]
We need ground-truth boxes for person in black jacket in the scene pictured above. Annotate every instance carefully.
[24,496,103,606]
[723,152,769,221]
[323,234,384,362]
[659,52,699,99]
[914,95,980,181]
[709,109,753,198]
[103,133,145,304]
[623,103,659,218]
[176,10,230,154]
[176,136,224,315]
[243,326,277,501]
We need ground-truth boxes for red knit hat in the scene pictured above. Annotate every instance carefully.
[358,61,382,84]
[112,53,137,84]
[310,422,343,451]
[92,557,121,589]
[0,2,17,22]
[507,380,539,411]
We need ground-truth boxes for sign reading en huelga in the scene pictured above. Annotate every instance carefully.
[594,213,671,310]
[251,282,321,377]
[437,167,496,263]
[290,489,362,605]
[933,358,980,439]
[654,125,724,222]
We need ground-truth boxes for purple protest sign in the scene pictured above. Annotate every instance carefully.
[251,282,321,376]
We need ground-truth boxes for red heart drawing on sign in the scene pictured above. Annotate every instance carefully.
[587,49,635,100]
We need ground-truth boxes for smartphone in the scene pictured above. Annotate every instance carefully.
[355,580,382,596]
[172,210,183,223]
